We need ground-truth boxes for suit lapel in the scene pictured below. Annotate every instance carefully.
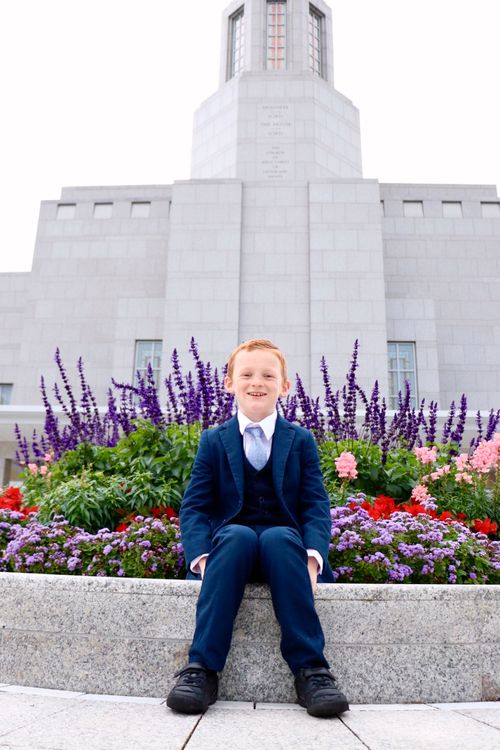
[219,416,244,503]
[272,415,295,499]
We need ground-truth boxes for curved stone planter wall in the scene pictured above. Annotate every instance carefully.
[0,573,498,704]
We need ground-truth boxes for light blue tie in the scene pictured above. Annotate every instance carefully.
[245,424,268,471]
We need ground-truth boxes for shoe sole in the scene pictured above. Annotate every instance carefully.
[297,697,350,718]
[167,692,217,715]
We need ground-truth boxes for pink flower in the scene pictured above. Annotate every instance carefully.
[428,465,451,482]
[414,446,437,465]
[456,472,473,484]
[44,453,53,464]
[470,440,498,474]
[411,484,430,503]
[40,465,48,476]
[455,453,470,471]
[27,463,38,476]
[334,451,358,480]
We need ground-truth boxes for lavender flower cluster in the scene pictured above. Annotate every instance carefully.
[16,338,234,463]
[329,497,500,584]
[16,338,500,464]
[1,512,186,579]
[284,340,500,458]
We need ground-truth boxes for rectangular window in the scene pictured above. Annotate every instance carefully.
[380,200,385,216]
[228,7,245,79]
[134,341,163,387]
[57,203,76,220]
[267,2,286,71]
[94,202,113,219]
[388,343,418,409]
[131,201,151,218]
[442,201,462,218]
[309,5,324,78]
[0,383,13,405]
[403,200,424,217]
[481,202,500,218]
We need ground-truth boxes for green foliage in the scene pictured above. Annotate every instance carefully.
[319,439,420,502]
[35,472,127,533]
[25,421,202,533]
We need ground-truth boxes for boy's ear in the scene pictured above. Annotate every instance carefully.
[224,374,235,393]
[280,379,291,398]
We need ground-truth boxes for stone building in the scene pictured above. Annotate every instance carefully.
[1,0,499,482]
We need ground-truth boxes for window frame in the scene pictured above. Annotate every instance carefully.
[56,203,76,220]
[308,5,324,78]
[228,6,245,80]
[133,340,163,389]
[442,201,463,218]
[93,202,113,219]
[403,200,424,218]
[0,383,13,405]
[387,342,418,410]
[130,201,151,218]
[266,1,287,71]
[480,201,500,218]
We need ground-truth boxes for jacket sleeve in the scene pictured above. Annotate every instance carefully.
[179,430,216,568]
[297,431,332,564]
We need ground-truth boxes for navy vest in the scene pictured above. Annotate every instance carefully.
[233,440,290,527]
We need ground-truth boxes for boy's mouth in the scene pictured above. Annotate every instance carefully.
[248,392,266,397]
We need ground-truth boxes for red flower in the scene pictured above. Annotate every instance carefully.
[151,505,177,519]
[473,518,498,535]
[400,502,429,517]
[438,511,453,522]
[116,522,129,532]
[0,486,24,512]
[372,495,397,519]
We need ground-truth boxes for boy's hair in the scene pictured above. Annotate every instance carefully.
[227,339,288,383]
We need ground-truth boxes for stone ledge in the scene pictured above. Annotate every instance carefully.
[0,573,498,704]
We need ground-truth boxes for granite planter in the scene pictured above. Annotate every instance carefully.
[0,572,498,704]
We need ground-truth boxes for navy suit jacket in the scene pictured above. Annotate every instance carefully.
[180,414,334,582]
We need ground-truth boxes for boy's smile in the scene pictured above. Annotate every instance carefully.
[224,348,291,422]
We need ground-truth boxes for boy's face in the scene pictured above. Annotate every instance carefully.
[224,348,291,422]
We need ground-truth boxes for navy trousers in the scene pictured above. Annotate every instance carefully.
[188,524,330,674]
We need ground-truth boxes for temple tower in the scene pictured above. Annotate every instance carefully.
[164,0,387,393]
[191,0,363,181]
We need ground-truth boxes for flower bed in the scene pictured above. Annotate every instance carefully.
[2,494,498,584]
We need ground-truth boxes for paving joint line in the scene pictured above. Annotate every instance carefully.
[339,714,371,750]
[181,713,205,749]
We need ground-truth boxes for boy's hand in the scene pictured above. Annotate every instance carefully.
[307,556,319,594]
[198,557,207,579]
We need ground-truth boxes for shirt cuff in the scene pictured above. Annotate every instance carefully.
[190,553,209,575]
[307,549,323,575]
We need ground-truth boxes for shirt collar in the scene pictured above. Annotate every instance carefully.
[237,410,277,440]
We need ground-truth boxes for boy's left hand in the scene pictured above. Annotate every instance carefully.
[307,557,319,594]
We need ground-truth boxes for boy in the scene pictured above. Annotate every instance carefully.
[167,339,349,718]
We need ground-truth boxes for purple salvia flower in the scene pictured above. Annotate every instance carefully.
[485,408,500,442]
[442,400,456,444]
[450,394,468,449]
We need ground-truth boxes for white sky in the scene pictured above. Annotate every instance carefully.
[1,0,499,273]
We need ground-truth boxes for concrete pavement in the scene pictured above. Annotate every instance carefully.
[0,684,499,750]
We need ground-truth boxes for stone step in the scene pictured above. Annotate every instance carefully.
[0,573,498,704]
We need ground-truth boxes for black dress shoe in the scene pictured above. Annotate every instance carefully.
[295,667,349,718]
[166,663,218,714]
